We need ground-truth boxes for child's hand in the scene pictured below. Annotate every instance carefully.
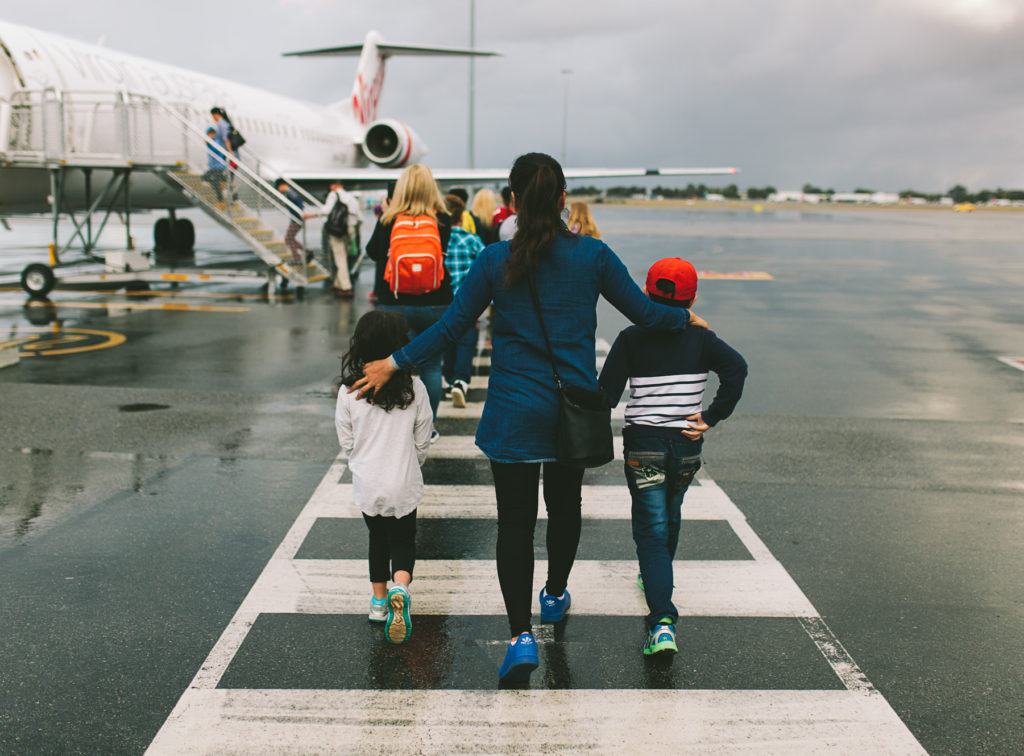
[688,312,709,329]
[348,357,397,401]
[681,412,709,440]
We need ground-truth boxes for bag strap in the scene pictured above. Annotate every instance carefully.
[527,274,563,390]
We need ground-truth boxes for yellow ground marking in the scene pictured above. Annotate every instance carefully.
[0,287,292,301]
[0,298,249,313]
[697,271,774,280]
[2,327,126,356]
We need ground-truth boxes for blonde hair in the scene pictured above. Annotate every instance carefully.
[381,164,447,225]
[470,188,498,231]
[567,201,601,239]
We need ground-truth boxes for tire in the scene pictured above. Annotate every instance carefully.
[21,263,56,297]
[154,217,173,251]
[172,218,195,253]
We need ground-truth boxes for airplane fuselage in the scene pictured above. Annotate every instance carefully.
[0,19,369,213]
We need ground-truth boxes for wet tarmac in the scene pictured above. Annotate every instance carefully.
[1,206,1023,754]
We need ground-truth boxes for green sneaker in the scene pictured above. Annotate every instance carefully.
[643,618,678,656]
[636,573,644,592]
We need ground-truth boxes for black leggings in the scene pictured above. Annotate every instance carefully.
[363,510,417,583]
[490,460,585,637]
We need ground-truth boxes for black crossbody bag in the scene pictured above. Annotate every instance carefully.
[528,275,614,468]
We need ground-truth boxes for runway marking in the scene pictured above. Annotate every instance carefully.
[1,327,126,356]
[147,351,925,755]
[697,270,774,280]
[149,689,923,755]
[0,298,249,314]
[997,356,1024,372]
[238,558,817,617]
[304,482,732,521]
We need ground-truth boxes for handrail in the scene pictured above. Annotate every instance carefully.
[149,96,309,219]
[6,87,322,216]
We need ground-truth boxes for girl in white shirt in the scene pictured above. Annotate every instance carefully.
[336,310,433,644]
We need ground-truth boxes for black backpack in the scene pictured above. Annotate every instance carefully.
[324,193,350,236]
[222,111,246,151]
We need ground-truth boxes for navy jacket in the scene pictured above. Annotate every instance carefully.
[599,322,747,449]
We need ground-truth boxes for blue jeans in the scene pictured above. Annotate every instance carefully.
[379,304,447,421]
[623,435,702,629]
[442,318,478,385]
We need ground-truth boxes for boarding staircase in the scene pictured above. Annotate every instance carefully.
[1,88,329,288]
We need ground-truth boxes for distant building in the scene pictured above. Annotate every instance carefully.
[768,191,823,204]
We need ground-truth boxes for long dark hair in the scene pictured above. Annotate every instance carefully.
[504,152,571,288]
[340,311,415,411]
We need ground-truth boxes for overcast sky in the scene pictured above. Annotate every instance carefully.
[6,0,1024,192]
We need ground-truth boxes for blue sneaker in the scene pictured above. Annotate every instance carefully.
[385,583,412,644]
[539,587,571,622]
[498,633,539,683]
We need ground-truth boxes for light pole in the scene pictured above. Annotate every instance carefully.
[560,68,572,165]
[468,0,476,168]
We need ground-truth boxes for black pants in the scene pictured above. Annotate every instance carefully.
[490,460,585,637]
[363,510,417,583]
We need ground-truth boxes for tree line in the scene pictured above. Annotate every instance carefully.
[567,183,1024,203]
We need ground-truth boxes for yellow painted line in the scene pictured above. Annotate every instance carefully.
[161,274,191,281]
[10,327,126,356]
[1,287,291,301]
[697,271,774,280]
[1,298,249,313]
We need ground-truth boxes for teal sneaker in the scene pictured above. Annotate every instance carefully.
[385,583,412,644]
[643,618,677,656]
[368,596,387,623]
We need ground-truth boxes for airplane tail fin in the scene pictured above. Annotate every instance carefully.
[283,31,498,125]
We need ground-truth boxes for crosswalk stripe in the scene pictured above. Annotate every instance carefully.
[148,688,923,755]
[235,558,817,617]
[304,481,735,521]
[431,434,640,459]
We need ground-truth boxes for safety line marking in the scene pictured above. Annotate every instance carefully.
[0,298,249,313]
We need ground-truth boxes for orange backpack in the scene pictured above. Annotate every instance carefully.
[385,214,445,295]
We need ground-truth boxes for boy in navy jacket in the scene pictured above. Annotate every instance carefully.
[599,257,747,656]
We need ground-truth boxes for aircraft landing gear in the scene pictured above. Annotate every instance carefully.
[154,216,195,265]
[21,263,56,298]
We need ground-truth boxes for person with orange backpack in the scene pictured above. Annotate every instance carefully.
[365,164,453,440]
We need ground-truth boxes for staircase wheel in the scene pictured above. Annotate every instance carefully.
[21,263,56,297]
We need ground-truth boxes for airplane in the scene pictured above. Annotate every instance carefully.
[0,19,739,293]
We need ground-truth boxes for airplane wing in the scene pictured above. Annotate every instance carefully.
[289,166,739,191]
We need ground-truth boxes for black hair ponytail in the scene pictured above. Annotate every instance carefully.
[503,152,570,288]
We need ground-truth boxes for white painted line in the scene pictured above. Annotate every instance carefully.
[997,356,1024,372]
[306,483,732,522]
[147,688,926,755]
[238,558,818,617]
[431,434,633,460]
[440,401,626,420]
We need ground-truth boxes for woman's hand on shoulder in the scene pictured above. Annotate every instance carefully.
[347,357,397,401]
[688,311,709,329]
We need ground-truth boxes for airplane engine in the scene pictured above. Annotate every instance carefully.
[361,119,427,168]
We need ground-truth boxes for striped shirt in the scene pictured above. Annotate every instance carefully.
[624,372,709,429]
[600,322,747,444]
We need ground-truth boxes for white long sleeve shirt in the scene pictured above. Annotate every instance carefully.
[335,377,433,517]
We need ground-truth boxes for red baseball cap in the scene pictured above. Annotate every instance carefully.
[646,258,698,302]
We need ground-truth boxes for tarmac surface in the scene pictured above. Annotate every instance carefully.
[0,206,1022,754]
